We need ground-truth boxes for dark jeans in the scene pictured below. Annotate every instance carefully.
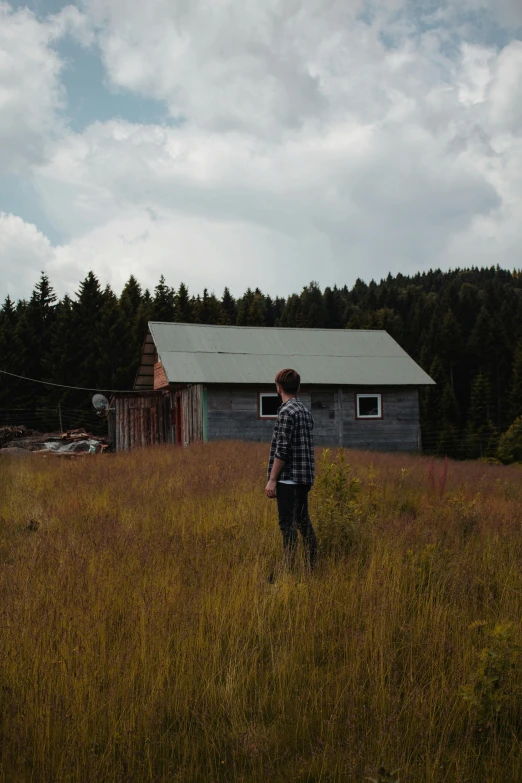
[276,483,317,570]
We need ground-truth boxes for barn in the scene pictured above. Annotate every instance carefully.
[109,322,434,452]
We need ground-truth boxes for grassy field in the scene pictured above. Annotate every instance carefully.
[1,443,522,782]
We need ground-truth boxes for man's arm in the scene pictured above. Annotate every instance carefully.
[265,411,294,498]
[265,457,286,498]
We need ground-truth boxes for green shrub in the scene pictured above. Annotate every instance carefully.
[497,416,522,464]
[313,448,361,556]
[461,622,521,729]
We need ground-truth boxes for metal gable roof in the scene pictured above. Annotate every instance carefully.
[147,322,435,386]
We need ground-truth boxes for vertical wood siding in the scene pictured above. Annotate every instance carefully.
[112,392,171,451]
[180,385,204,445]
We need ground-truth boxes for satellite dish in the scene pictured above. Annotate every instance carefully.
[92,393,109,416]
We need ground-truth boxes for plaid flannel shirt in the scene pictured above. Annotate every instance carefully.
[267,398,315,485]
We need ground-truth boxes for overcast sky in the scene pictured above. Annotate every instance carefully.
[1,0,522,302]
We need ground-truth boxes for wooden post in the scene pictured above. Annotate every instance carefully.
[58,404,63,433]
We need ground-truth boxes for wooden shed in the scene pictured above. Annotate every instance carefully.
[111,322,434,452]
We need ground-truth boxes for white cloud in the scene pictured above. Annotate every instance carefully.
[85,0,342,136]
[0,212,53,298]
[0,3,65,171]
[81,0,522,135]
[1,0,522,303]
[487,41,522,131]
[48,209,338,298]
[457,44,496,106]
[0,207,338,300]
[46,4,95,47]
[24,107,500,298]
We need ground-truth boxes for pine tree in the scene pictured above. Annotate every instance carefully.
[366,280,378,310]
[345,307,363,330]
[456,282,481,342]
[437,382,461,458]
[272,297,286,325]
[418,300,444,373]
[176,283,192,322]
[420,356,446,453]
[14,273,58,424]
[279,294,306,327]
[467,306,497,376]
[47,294,79,424]
[192,289,223,324]
[409,292,429,357]
[366,308,404,344]
[351,278,368,306]
[96,286,133,390]
[323,287,344,329]
[119,277,145,388]
[264,295,276,327]
[152,276,176,321]
[236,289,255,326]
[439,310,463,388]
[247,290,266,326]
[300,282,326,328]
[120,276,143,316]
[71,271,106,391]
[465,372,497,458]
[0,296,22,416]
[510,339,522,421]
[220,288,236,325]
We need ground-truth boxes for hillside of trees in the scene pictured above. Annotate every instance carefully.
[1,266,522,458]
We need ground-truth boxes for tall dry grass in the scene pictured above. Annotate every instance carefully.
[1,443,522,782]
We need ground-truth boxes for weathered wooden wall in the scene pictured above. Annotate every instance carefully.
[206,385,420,452]
[180,384,204,445]
[112,384,420,452]
[342,387,419,452]
[309,390,338,446]
[111,386,204,450]
[207,387,276,443]
[112,391,171,451]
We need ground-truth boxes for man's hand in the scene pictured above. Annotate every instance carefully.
[265,479,277,499]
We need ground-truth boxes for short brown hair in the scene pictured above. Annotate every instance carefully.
[275,368,301,394]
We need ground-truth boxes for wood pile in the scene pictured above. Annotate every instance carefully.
[0,426,110,455]
[0,425,40,448]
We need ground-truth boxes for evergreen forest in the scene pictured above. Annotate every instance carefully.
[1,266,522,459]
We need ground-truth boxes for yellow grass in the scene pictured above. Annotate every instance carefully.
[1,443,522,782]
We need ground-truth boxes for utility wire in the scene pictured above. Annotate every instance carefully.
[0,369,136,394]
[0,409,93,415]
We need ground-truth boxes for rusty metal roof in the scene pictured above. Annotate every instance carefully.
[147,322,435,386]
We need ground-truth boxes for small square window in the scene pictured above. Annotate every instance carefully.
[259,393,281,418]
[356,394,382,419]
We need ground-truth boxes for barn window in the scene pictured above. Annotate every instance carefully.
[356,393,382,419]
[259,393,281,418]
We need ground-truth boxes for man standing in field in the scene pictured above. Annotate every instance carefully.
[265,369,317,572]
